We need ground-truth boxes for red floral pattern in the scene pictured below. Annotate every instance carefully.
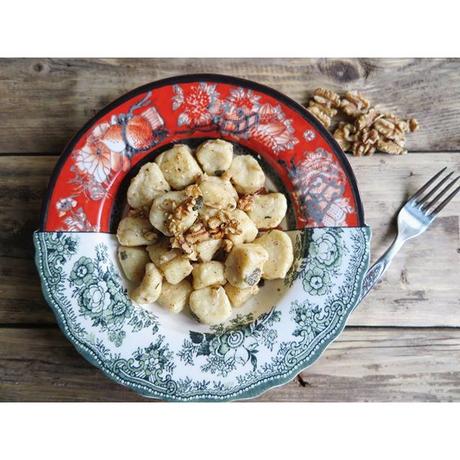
[43,78,362,232]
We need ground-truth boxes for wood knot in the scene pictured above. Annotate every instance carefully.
[319,60,361,83]
[33,62,44,73]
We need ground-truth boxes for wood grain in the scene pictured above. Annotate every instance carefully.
[1,58,460,402]
[0,153,458,326]
[1,58,460,153]
[1,326,459,402]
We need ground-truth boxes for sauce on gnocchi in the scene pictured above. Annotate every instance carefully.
[117,139,294,325]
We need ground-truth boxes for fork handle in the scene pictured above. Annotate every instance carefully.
[360,236,405,301]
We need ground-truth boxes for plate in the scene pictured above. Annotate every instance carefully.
[35,74,370,401]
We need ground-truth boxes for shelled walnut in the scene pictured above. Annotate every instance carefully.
[306,87,419,156]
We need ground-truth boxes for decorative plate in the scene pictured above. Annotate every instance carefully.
[35,74,370,401]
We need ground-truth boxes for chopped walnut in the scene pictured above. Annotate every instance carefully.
[307,102,337,128]
[377,138,407,155]
[166,195,199,235]
[333,122,357,151]
[203,209,241,240]
[409,118,419,132]
[352,129,379,156]
[237,194,254,212]
[312,88,341,108]
[307,87,419,156]
[185,183,202,198]
[341,91,371,117]
[184,221,210,244]
[356,109,383,131]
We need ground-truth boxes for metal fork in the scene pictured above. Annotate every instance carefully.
[360,167,460,300]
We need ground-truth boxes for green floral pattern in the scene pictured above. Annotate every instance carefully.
[34,227,370,401]
[178,310,281,377]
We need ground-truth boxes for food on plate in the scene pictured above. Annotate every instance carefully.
[254,230,294,280]
[131,263,163,304]
[189,286,233,325]
[116,139,294,324]
[116,215,157,246]
[224,243,268,289]
[155,144,202,189]
[117,246,150,283]
[158,279,192,313]
[127,162,170,210]
[228,154,265,194]
[224,283,259,308]
[247,193,287,229]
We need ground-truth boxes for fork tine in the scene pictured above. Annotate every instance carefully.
[417,171,454,205]
[428,185,460,217]
[410,167,447,202]
[422,176,460,212]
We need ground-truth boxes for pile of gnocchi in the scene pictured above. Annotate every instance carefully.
[116,139,294,325]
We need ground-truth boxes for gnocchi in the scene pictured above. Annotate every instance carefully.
[228,209,258,245]
[247,193,287,229]
[224,243,269,289]
[224,283,259,308]
[131,263,162,304]
[195,238,222,262]
[127,162,170,210]
[158,279,192,313]
[116,216,157,246]
[254,230,294,279]
[196,139,233,175]
[192,261,226,290]
[199,175,236,210]
[117,139,294,324]
[118,246,150,283]
[161,256,193,285]
[155,144,202,190]
[228,155,265,194]
[149,190,198,236]
[189,286,232,325]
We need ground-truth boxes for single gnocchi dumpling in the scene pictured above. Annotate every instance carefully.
[196,139,233,175]
[189,286,232,325]
[161,256,193,285]
[224,283,259,308]
[198,205,219,220]
[199,176,236,210]
[118,246,150,283]
[117,216,157,246]
[127,162,170,210]
[192,261,226,290]
[254,230,294,279]
[146,239,180,267]
[196,238,222,262]
[228,209,258,245]
[158,279,192,314]
[155,144,202,190]
[149,190,198,236]
[224,243,268,289]
[247,193,287,229]
[131,263,162,304]
[228,155,266,194]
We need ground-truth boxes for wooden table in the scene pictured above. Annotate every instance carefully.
[1,58,459,402]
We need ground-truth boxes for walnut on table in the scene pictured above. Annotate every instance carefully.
[306,88,341,128]
[306,87,419,156]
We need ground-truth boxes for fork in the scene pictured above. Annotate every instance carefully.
[360,167,460,300]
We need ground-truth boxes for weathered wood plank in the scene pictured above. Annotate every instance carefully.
[348,154,460,327]
[1,327,459,401]
[1,58,460,153]
[0,153,459,326]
